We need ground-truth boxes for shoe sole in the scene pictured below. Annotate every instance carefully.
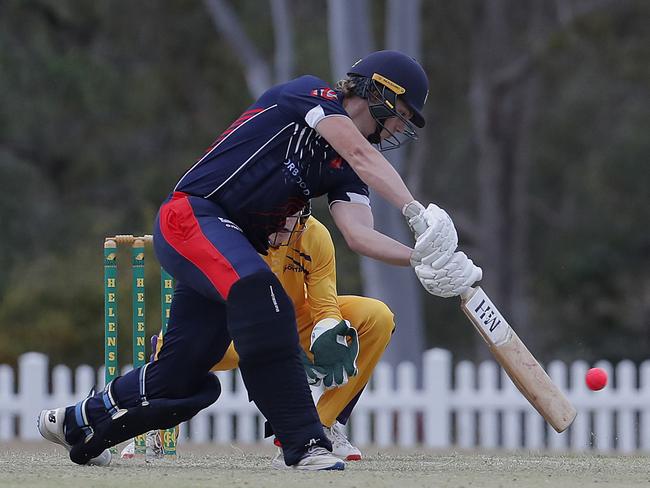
[38,409,112,467]
[271,460,345,471]
[37,409,70,451]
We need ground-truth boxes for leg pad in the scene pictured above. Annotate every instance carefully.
[68,374,220,465]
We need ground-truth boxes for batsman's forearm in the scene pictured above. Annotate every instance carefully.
[344,228,412,266]
[345,146,414,210]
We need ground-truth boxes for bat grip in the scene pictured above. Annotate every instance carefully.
[460,286,477,302]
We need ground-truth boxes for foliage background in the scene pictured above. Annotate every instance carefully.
[0,0,648,368]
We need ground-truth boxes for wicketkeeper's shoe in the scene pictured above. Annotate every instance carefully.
[37,408,112,466]
[324,422,362,461]
[120,430,164,459]
[271,445,345,471]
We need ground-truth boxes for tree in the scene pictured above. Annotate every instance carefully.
[328,0,426,368]
[203,0,295,96]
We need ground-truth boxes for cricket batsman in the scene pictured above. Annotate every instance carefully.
[38,50,481,471]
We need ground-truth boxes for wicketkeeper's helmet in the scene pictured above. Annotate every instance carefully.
[268,201,312,248]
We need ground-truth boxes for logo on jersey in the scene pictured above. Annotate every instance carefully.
[284,255,309,275]
[329,156,343,169]
[310,88,337,101]
[218,217,242,232]
[283,159,311,196]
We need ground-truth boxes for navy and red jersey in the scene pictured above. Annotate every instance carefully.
[173,75,370,252]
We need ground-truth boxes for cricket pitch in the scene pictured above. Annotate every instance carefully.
[1,442,649,488]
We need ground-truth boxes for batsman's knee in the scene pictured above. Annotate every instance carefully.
[226,271,300,364]
[148,352,220,399]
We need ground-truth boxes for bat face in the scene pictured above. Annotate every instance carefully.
[461,287,577,433]
[462,288,513,347]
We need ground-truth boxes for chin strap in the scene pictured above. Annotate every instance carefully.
[367,124,382,144]
[351,76,385,145]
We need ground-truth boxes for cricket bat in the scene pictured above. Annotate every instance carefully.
[460,286,577,433]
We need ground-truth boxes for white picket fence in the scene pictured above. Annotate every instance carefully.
[2,349,650,452]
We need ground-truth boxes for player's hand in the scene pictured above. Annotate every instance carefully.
[150,334,159,362]
[403,201,458,266]
[310,319,359,390]
[415,251,482,298]
[402,200,427,235]
[300,349,325,386]
[402,201,456,239]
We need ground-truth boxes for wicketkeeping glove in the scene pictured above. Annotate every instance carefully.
[309,319,360,389]
[150,334,159,362]
[300,349,325,386]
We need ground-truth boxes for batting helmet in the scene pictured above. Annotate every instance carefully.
[348,50,429,128]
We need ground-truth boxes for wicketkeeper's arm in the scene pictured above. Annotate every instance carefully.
[302,224,343,325]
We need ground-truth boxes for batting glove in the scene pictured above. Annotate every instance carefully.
[403,201,458,267]
[415,251,482,298]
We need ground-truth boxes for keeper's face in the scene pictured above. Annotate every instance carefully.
[268,213,308,248]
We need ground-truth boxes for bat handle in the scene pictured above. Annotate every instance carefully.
[410,215,427,238]
[460,286,477,302]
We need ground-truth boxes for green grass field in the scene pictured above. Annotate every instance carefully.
[1,442,649,488]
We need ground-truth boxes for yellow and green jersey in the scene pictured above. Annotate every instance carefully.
[263,216,343,330]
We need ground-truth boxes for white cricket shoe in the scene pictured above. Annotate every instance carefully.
[271,445,345,471]
[38,408,112,466]
[324,422,362,461]
[120,430,164,459]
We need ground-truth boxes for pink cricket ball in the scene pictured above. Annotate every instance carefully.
[586,367,608,391]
